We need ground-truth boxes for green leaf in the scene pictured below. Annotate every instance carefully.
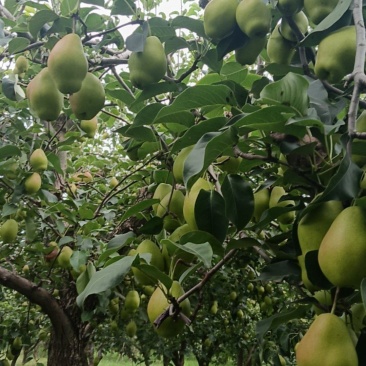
[154,85,237,123]
[171,16,205,37]
[7,37,30,54]
[133,263,173,289]
[226,237,260,251]
[76,255,136,307]
[60,0,79,16]
[256,305,310,341]
[124,126,156,142]
[216,24,248,60]
[0,145,21,159]
[126,30,147,52]
[132,82,185,105]
[259,73,309,116]
[111,0,137,15]
[195,190,229,244]
[107,232,135,249]
[121,199,158,222]
[221,174,254,231]
[305,250,332,289]
[81,0,104,5]
[180,230,224,257]
[258,260,301,282]
[2,76,17,101]
[28,9,58,39]
[183,127,238,187]
[361,278,366,308]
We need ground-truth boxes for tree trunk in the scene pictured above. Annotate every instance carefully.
[237,347,244,366]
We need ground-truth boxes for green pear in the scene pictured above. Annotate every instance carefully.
[147,281,190,337]
[29,148,48,171]
[24,172,42,194]
[215,156,242,173]
[152,183,173,214]
[314,26,356,84]
[278,0,304,16]
[304,0,339,25]
[0,219,18,243]
[235,36,267,66]
[269,186,295,225]
[183,178,214,230]
[352,111,366,166]
[57,245,73,268]
[319,206,366,288]
[296,313,358,366]
[80,117,98,138]
[156,190,185,223]
[109,177,118,188]
[131,239,165,285]
[69,72,105,120]
[280,11,309,42]
[173,145,194,184]
[14,55,28,75]
[267,25,296,65]
[124,290,140,312]
[47,33,88,94]
[297,200,343,254]
[203,0,238,40]
[125,320,137,337]
[128,36,167,89]
[26,68,64,121]
[236,0,272,39]
[252,188,270,223]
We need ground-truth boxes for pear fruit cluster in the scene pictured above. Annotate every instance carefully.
[26,33,105,122]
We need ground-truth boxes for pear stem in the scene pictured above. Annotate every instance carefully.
[330,286,340,314]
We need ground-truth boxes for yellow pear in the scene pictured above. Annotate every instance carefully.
[131,239,165,285]
[304,0,339,25]
[269,186,295,225]
[80,117,98,138]
[69,72,105,120]
[57,245,73,268]
[29,148,48,171]
[236,0,271,39]
[124,290,140,312]
[203,0,238,40]
[173,145,194,184]
[156,190,185,223]
[280,11,309,42]
[183,178,214,230]
[235,36,267,66]
[267,25,296,65]
[319,205,366,288]
[26,68,64,121]
[147,281,191,337]
[0,219,18,243]
[71,171,93,183]
[24,172,42,194]
[128,36,167,89]
[314,26,356,84]
[252,188,270,223]
[47,33,88,94]
[296,313,358,366]
[152,183,172,214]
[278,0,304,16]
[14,55,29,75]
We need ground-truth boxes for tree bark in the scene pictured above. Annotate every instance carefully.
[0,267,91,366]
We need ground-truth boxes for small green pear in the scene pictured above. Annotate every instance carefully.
[267,25,296,65]
[0,219,18,243]
[128,36,167,89]
[304,0,339,25]
[47,33,88,94]
[269,186,295,225]
[252,188,270,223]
[14,55,29,75]
[147,281,190,338]
[296,313,358,366]
[235,36,267,66]
[280,11,309,42]
[173,145,194,184]
[319,205,366,288]
[125,320,137,337]
[26,68,64,121]
[203,0,238,40]
[236,0,271,39]
[152,183,173,214]
[109,177,118,188]
[314,26,356,84]
[57,245,73,268]
[156,190,185,223]
[24,172,42,194]
[29,148,48,171]
[124,290,140,312]
[80,117,98,138]
[278,0,304,16]
[69,72,105,120]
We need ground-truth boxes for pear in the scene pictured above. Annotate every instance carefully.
[352,110,366,166]
[69,72,105,120]
[109,177,118,188]
[152,183,173,213]
[280,11,309,42]
[236,0,272,39]
[314,26,356,84]
[128,36,167,89]
[80,117,98,138]
[24,172,42,194]
[269,186,295,225]
[125,320,137,338]
[47,33,88,94]
[156,190,185,223]
[252,188,270,223]
[278,0,304,16]
[267,25,296,65]
[319,205,366,288]
[0,219,18,243]
[203,0,238,40]
[215,156,243,173]
[147,281,190,337]
[14,55,28,75]
[304,0,339,25]
[173,145,194,184]
[124,290,140,312]
[131,239,165,285]
[26,68,64,121]
[296,313,358,366]
[183,178,214,230]
[57,245,73,268]
[235,36,267,66]
[29,148,48,171]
